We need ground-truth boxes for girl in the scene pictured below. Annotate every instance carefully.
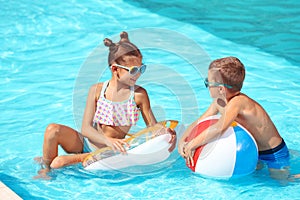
[37,32,173,177]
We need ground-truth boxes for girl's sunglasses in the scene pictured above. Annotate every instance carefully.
[113,64,146,76]
[204,78,233,89]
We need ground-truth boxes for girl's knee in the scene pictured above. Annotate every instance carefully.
[45,123,61,140]
[50,156,65,169]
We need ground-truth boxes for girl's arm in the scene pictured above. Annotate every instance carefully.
[81,84,128,152]
[135,86,177,152]
[134,86,157,127]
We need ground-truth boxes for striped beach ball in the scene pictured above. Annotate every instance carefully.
[185,115,258,178]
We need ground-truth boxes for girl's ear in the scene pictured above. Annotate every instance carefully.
[111,65,121,79]
[111,65,118,73]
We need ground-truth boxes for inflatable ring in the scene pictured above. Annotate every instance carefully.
[83,120,182,170]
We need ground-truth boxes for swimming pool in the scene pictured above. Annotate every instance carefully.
[1,0,300,199]
[128,0,300,66]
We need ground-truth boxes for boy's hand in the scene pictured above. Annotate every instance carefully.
[183,141,195,167]
[178,140,186,157]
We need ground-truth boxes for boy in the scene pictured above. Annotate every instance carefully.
[178,56,294,180]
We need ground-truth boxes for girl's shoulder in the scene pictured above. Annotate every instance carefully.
[89,82,104,93]
[133,85,147,94]
[92,82,104,87]
[90,82,104,101]
[133,85,150,105]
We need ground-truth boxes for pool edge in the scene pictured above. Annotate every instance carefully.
[0,181,22,200]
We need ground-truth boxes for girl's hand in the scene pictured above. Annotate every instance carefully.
[151,123,167,136]
[105,137,130,153]
[167,128,177,152]
[152,127,176,152]
[151,124,177,152]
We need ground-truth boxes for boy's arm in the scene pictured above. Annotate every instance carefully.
[178,102,218,157]
[184,97,242,166]
[180,101,218,142]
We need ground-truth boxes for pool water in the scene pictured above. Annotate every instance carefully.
[1,0,300,199]
[128,0,300,66]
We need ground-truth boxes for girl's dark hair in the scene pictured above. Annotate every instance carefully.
[209,56,245,91]
[103,31,142,66]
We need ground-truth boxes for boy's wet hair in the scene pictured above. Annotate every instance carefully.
[209,56,245,91]
[103,31,142,66]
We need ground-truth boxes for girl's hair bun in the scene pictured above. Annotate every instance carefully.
[103,38,115,48]
[120,31,130,43]
[104,31,142,65]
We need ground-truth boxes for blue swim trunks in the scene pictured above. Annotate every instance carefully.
[258,139,290,169]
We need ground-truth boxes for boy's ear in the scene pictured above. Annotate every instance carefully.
[219,86,226,94]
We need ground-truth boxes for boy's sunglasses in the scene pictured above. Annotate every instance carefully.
[113,64,146,76]
[204,78,233,89]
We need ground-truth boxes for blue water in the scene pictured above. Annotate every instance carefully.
[128,0,300,66]
[1,0,300,199]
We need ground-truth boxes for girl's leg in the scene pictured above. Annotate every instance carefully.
[42,123,84,169]
[50,153,90,169]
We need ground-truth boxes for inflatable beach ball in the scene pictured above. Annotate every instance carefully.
[185,115,258,178]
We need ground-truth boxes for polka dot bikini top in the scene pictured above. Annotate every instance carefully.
[93,81,140,126]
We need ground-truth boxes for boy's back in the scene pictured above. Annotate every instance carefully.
[215,92,282,151]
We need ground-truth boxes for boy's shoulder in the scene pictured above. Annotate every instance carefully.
[214,93,251,108]
[227,93,258,108]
